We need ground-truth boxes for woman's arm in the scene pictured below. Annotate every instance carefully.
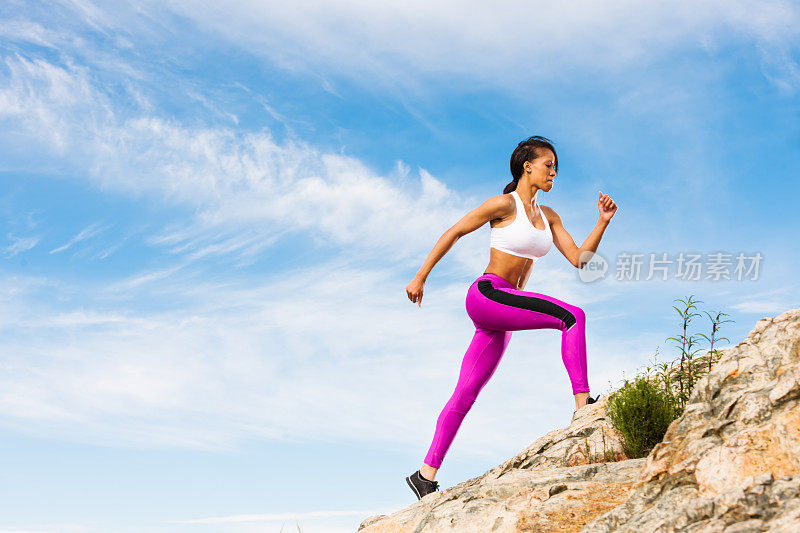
[544,191,617,269]
[413,194,511,281]
[407,195,511,307]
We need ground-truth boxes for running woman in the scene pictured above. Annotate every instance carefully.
[404,136,618,500]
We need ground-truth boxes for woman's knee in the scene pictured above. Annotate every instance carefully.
[450,388,479,414]
[563,304,585,330]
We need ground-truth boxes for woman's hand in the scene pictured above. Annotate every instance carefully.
[598,191,618,222]
[406,276,425,307]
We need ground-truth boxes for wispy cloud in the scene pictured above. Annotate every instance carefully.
[48,221,109,254]
[0,250,620,457]
[728,287,798,315]
[0,19,56,48]
[0,54,480,271]
[0,0,792,461]
[731,299,798,315]
[3,234,39,257]
[12,1,800,96]
[148,0,800,94]
[0,5,795,533]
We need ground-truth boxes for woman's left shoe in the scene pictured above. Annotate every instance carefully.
[571,394,602,419]
[406,469,440,500]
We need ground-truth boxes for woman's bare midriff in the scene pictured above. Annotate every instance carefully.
[484,248,535,290]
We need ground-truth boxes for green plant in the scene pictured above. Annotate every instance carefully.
[663,299,734,412]
[597,427,620,462]
[605,374,680,459]
[666,295,703,406]
[579,427,622,464]
[699,310,734,374]
[650,347,674,395]
[603,296,734,459]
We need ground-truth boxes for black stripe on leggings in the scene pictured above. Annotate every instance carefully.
[477,280,577,329]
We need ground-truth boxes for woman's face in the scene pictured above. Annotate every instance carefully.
[523,149,556,191]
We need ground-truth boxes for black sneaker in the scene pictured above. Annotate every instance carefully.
[571,394,601,418]
[406,469,440,500]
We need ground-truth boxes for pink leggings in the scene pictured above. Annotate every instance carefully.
[424,272,589,469]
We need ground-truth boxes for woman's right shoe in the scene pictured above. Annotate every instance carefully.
[406,469,440,500]
[571,394,601,419]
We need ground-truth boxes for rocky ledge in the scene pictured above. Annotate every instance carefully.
[585,307,800,532]
[359,306,800,532]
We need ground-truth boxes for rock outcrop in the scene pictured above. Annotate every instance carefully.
[360,459,645,532]
[584,308,800,532]
[359,307,800,532]
[359,384,639,532]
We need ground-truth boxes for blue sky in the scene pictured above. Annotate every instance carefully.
[1,1,798,531]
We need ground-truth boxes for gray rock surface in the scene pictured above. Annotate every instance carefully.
[359,386,638,531]
[359,307,800,532]
[360,459,645,532]
[583,307,800,532]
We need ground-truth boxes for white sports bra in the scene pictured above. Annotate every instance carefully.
[490,189,553,261]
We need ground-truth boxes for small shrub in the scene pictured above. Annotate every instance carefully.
[605,374,680,459]
[602,296,732,460]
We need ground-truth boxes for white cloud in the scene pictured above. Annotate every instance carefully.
[0,248,629,458]
[0,54,487,271]
[147,0,800,94]
[730,299,797,315]
[729,287,799,315]
[10,1,800,104]
[0,47,562,455]
[0,19,56,48]
[0,48,700,456]
[48,221,109,254]
[3,234,40,257]
[0,1,784,462]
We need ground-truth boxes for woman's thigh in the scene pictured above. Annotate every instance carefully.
[454,326,513,397]
[467,279,583,332]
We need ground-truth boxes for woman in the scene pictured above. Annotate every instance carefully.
[404,136,617,500]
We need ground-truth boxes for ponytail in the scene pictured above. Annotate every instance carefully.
[502,179,518,194]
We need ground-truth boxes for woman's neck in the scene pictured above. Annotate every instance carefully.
[517,187,540,210]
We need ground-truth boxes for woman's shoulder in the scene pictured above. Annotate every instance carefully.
[486,192,516,209]
[540,204,561,222]
[479,193,516,222]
